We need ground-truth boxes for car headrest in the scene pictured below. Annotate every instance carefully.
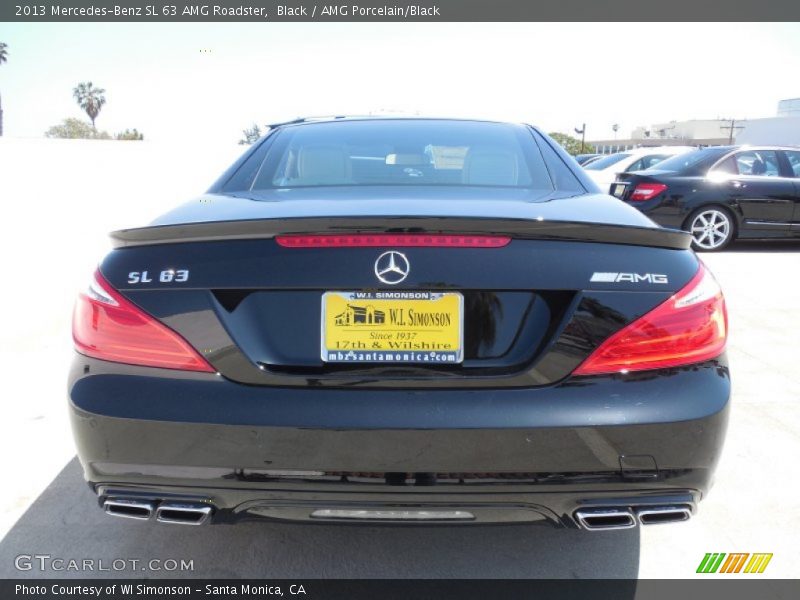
[750,159,766,175]
[462,149,519,186]
[296,145,352,184]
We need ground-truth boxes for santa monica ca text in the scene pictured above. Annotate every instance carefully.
[15,583,306,596]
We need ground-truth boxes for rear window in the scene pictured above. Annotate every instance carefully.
[648,147,732,173]
[229,120,557,191]
[626,154,672,172]
[584,153,631,170]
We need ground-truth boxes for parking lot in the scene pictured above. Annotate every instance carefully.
[0,139,797,579]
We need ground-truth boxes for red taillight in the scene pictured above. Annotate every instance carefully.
[573,263,727,376]
[630,183,668,201]
[72,270,215,372]
[275,234,511,248]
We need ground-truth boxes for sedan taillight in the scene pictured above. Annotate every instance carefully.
[72,270,215,372]
[630,183,668,201]
[573,263,727,375]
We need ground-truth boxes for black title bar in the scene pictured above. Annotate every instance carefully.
[4,0,800,22]
[3,579,800,600]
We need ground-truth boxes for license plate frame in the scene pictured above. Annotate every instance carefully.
[321,291,464,364]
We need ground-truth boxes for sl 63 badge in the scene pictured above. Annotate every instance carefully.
[128,269,189,284]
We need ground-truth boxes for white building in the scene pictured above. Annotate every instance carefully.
[736,118,800,146]
[777,98,800,117]
[737,98,800,145]
[591,99,800,152]
[630,119,740,142]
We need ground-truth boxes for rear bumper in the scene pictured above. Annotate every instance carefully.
[624,201,687,230]
[68,355,731,527]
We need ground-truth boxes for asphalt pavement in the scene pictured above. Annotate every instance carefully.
[0,457,644,579]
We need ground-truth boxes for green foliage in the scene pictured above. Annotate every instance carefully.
[239,123,262,145]
[115,128,144,141]
[45,119,145,141]
[548,132,596,156]
[45,118,111,139]
[72,82,107,129]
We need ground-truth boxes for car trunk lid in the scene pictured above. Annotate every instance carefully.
[100,210,696,388]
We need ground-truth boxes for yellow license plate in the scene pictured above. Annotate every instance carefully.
[321,291,463,364]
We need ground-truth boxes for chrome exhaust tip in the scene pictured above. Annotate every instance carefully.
[574,508,636,530]
[103,498,155,521]
[636,505,692,525]
[155,502,213,525]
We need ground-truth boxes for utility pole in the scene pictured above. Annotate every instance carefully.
[574,124,586,153]
[720,118,744,144]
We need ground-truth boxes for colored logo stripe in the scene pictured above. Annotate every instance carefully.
[697,553,726,573]
[697,552,773,574]
[744,553,773,573]
[720,553,749,573]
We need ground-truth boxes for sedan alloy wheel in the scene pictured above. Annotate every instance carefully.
[689,209,733,251]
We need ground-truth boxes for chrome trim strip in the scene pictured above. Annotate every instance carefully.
[310,508,475,521]
[743,220,788,226]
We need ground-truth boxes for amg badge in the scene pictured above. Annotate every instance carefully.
[591,272,669,284]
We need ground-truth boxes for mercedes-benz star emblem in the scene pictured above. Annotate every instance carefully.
[374,251,410,285]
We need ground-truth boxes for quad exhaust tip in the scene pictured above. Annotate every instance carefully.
[103,498,155,521]
[635,505,692,525]
[102,498,212,525]
[575,508,636,530]
[575,505,693,530]
[155,502,213,525]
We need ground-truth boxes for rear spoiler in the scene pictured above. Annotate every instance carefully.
[110,217,691,250]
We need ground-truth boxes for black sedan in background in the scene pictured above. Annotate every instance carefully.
[612,146,800,251]
[69,118,729,531]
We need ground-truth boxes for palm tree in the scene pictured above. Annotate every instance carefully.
[72,81,106,131]
[0,42,8,137]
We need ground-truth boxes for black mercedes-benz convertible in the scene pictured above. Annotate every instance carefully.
[69,117,729,530]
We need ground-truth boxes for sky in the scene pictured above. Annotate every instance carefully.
[1,22,799,144]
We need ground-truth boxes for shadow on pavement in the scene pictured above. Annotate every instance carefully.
[0,458,640,579]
